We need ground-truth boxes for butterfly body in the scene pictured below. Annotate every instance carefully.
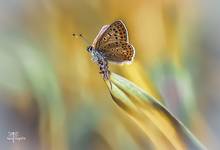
[87,20,135,80]
[87,46,110,79]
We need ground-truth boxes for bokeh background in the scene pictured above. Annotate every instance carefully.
[0,0,220,149]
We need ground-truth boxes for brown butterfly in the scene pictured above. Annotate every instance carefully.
[74,20,135,80]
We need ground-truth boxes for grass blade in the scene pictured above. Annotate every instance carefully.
[105,73,206,150]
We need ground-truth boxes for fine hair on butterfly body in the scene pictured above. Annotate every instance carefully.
[73,20,135,80]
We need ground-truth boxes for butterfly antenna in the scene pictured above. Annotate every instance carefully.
[72,33,90,45]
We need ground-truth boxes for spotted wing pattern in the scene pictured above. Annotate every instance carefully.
[100,41,135,63]
[94,20,128,49]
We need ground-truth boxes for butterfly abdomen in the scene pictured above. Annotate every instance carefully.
[98,58,110,80]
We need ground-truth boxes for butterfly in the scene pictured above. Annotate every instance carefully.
[74,20,135,80]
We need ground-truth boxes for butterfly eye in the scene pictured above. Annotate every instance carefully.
[87,46,93,52]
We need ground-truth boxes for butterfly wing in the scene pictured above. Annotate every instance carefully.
[92,25,109,48]
[100,41,135,64]
[94,20,129,49]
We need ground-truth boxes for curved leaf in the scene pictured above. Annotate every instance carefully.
[105,73,206,150]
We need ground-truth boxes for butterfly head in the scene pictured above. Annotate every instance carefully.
[87,46,94,53]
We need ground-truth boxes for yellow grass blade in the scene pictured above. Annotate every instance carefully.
[105,73,206,150]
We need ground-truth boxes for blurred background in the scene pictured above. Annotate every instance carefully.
[0,0,220,149]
